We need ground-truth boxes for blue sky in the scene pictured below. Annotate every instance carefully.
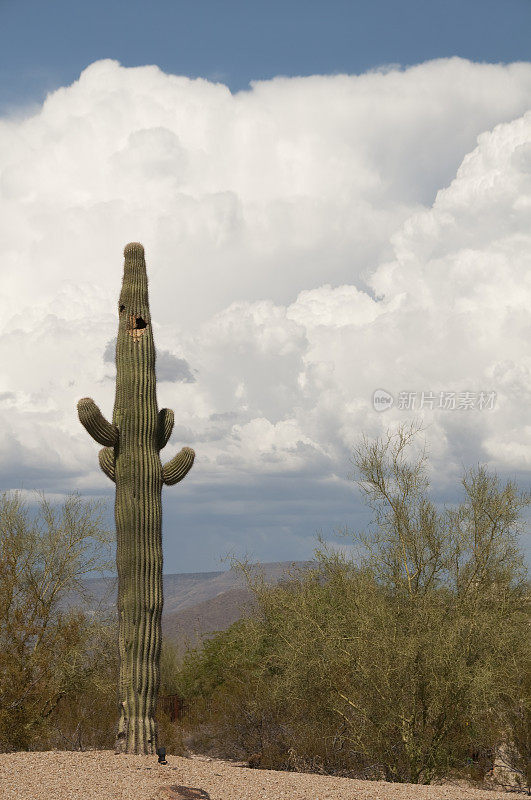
[2,0,530,113]
[1,0,530,576]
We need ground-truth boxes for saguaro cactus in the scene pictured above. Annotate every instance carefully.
[77,242,195,754]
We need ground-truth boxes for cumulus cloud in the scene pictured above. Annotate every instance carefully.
[0,57,530,568]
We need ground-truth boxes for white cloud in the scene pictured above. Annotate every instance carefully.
[0,57,530,568]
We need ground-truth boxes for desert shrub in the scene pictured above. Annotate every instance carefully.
[484,609,530,793]
[153,637,191,756]
[37,614,119,750]
[39,630,191,753]
[171,422,529,785]
[0,489,114,751]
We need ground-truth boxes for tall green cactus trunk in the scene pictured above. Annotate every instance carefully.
[77,242,195,754]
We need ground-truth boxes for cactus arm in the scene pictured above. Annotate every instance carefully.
[99,447,116,482]
[77,398,119,447]
[156,408,174,450]
[162,447,195,485]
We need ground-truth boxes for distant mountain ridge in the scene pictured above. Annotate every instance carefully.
[62,560,320,658]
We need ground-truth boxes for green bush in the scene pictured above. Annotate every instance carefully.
[0,489,114,752]
[171,422,530,785]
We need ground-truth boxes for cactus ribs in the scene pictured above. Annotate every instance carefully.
[77,242,195,754]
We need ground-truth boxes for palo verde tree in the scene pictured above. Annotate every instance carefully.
[77,242,195,755]
[171,421,529,784]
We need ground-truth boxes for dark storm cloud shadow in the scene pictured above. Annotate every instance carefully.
[161,474,378,572]
[0,420,528,574]
[102,337,196,382]
[0,432,85,491]
[431,413,528,492]
[161,460,531,573]
[426,415,531,566]
[438,413,494,472]
[169,415,253,446]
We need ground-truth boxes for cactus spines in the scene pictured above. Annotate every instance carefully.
[77,242,195,754]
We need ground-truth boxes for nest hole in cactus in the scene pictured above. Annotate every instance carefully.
[128,314,148,340]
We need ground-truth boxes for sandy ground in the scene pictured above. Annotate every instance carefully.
[0,750,526,800]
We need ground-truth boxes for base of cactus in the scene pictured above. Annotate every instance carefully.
[114,709,158,755]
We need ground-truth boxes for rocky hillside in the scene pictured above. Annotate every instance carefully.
[61,560,319,657]
[162,584,260,659]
